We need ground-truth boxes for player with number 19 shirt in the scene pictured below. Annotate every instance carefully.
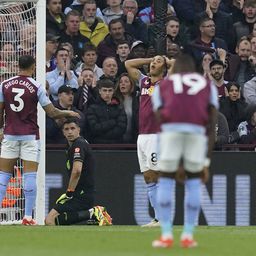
[152,54,218,248]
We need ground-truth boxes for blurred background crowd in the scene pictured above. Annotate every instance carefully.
[1,0,256,149]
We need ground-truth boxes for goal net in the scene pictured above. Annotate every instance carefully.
[0,1,36,82]
[0,160,24,224]
[0,0,46,225]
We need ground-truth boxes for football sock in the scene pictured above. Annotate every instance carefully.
[23,172,37,217]
[147,182,159,220]
[183,178,201,236]
[157,177,175,237]
[55,210,90,225]
[0,171,12,204]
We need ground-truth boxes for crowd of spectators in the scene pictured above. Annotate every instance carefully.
[1,0,256,149]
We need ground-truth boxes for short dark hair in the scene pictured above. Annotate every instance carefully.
[18,55,35,70]
[172,54,196,73]
[82,43,97,56]
[210,59,225,69]
[56,47,69,56]
[62,118,80,129]
[166,16,180,24]
[244,0,256,7]
[109,18,125,30]
[97,78,115,89]
[65,10,80,20]
[199,16,214,27]
[226,81,240,92]
[81,67,94,73]
[116,40,130,47]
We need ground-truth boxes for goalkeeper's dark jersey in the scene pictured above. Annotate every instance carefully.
[66,136,95,195]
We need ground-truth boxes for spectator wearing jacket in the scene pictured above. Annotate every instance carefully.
[219,82,248,142]
[224,36,255,91]
[232,0,256,51]
[64,0,104,20]
[102,0,123,24]
[121,0,148,44]
[237,104,256,144]
[97,18,135,67]
[195,0,233,50]
[46,85,85,144]
[79,0,109,46]
[244,76,256,105]
[46,0,66,35]
[87,78,127,143]
[188,17,228,65]
[59,10,90,61]
[114,73,139,143]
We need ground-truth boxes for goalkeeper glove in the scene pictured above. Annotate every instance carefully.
[56,190,74,204]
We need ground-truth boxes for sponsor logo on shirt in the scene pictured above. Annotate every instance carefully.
[141,86,154,96]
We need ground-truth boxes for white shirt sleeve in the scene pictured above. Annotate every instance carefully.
[37,85,51,107]
[0,83,3,102]
[152,84,162,112]
[209,82,219,109]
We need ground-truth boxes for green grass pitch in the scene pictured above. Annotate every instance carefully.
[0,226,256,256]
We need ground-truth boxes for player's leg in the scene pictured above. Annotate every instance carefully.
[45,194,110,225]
[0,139,19,204]
[137,134,159,226]
[152,132,182,248]
[20,140,40,223]
[181,133,207,248]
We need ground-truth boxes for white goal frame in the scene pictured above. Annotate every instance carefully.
[1,0,46,225]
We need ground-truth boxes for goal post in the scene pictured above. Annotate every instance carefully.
[0,0,46,225]
[36,0,46,226]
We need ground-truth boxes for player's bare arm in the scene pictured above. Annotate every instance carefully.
[43,103,81,119]
[125,58,152,81]
[202,105,218,183]
[67,161,83,191]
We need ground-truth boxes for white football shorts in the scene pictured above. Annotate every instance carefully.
[158,131,207,173]
[137,134,159,173]
[1,139,41,163]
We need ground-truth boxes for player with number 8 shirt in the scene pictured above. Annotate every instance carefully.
[125,55,173,227]
[0,55,80,225]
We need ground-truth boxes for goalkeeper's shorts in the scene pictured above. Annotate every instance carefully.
[53,193,94,214]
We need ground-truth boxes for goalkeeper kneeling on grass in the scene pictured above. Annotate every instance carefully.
[45,118,112,226]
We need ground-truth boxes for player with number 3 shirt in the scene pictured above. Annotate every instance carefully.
[0,55,79,225]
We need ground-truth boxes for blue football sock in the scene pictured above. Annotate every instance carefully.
[147,182,159,220]
[0,171,12,204]
[23,172,37,217]
[183,178,201,235]
[157,177,175,237]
